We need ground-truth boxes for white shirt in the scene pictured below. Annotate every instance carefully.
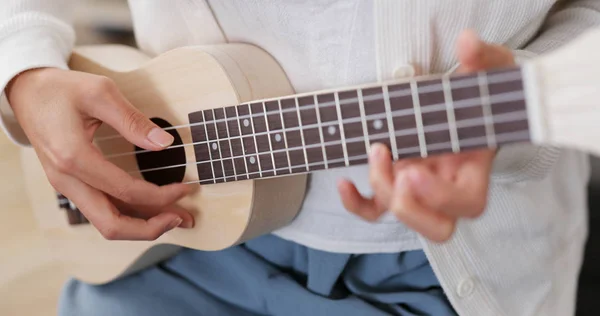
[1,1,598,315]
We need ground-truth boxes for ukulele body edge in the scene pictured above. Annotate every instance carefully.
[21,43,308,284]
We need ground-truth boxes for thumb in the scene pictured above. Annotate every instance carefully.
[456,29,515,73]
[94,87,174,151]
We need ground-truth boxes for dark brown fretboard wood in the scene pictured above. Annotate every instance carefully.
[188,66,530,184]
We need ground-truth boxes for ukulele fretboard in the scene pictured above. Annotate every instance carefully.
[188,66,530,184]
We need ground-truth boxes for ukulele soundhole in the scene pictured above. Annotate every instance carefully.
[134,118,186,186]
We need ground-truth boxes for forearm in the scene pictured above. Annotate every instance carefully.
[0,0,76,145]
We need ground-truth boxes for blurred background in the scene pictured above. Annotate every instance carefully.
[1,0,600,315]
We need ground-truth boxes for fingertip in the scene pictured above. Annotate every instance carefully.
[165,216,183,232]
[180,212,195,228]
[369,142,390,163]
[337,177,351,188]
[431,219,456,243]
[337,178,356,200]
[457,29,483,69]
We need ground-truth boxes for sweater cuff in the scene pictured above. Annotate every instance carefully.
[489,49,561,182]
[0,27,73,146]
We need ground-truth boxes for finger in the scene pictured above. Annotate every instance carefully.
[62,143,191,208]
[110,197,195,229]
[453,159,491,216]
[55,173,184,241]
[456,29,515,73]
[390,171,456,242]
[392,156,424,173]
[337,179,385,221]
[368,143,395,209]
[87,78,174,151]
[403,164,488,218]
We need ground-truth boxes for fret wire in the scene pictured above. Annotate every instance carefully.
[96,69,523,142]
[278,99,293,174]
[212,108,227,181]
[313,95,328,169]
[188,154,368,184]
[383,84,399,160]
[334,92,349,166]
[248,104,263,177]
[357,88,371,155]
[478,72,497,147]
[262,101,278,175]
[136,111,528,175]
[235,104,250,181]
[411,71,521,96]
[179,110,527,166]
[223,107,237,179]
[108,90,525,161]
[184,129,529,184]
[107,89,525,160]
[442,75,460,153]
[410,80,427,158]
[294,97,309,171]
[202,111,217,184]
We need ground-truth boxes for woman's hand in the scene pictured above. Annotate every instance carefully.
[338,30,515,242]
[7,68,194,240]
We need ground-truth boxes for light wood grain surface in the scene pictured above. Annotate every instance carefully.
[0,133,68,315]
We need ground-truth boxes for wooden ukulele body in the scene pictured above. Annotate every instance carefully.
[20,44,308,284]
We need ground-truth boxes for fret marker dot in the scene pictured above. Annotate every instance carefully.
[249,156,256,164]
[211,143,218,150]
[328,126,336,135]
[275,134,282,142]
[243,119,250,127]
[373,119,383,130]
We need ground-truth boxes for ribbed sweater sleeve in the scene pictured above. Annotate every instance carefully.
[0,0,76,145]
[491,0,600,182]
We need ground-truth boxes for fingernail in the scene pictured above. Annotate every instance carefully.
[148,127,174,148]
[181,220,194,229]
[165,217,183,232]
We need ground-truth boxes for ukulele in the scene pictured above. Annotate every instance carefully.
[20,27,600,285]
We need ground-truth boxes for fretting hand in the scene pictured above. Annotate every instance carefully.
[7,68,194,240]
[338,30,515,242]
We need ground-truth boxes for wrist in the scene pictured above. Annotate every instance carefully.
[5,67,53,106]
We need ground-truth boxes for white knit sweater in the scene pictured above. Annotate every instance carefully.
[1,1,599,315]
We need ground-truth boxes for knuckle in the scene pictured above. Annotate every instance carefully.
[93,76,116,93]
[81,76,115,104]
[123,109,147,136]
[49,147,78,174]
[99,225,119,240]
[436,222,456,242]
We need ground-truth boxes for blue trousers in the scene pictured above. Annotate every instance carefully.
[58,234,456,315]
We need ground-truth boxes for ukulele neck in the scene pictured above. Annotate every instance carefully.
[188,66,531,184]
